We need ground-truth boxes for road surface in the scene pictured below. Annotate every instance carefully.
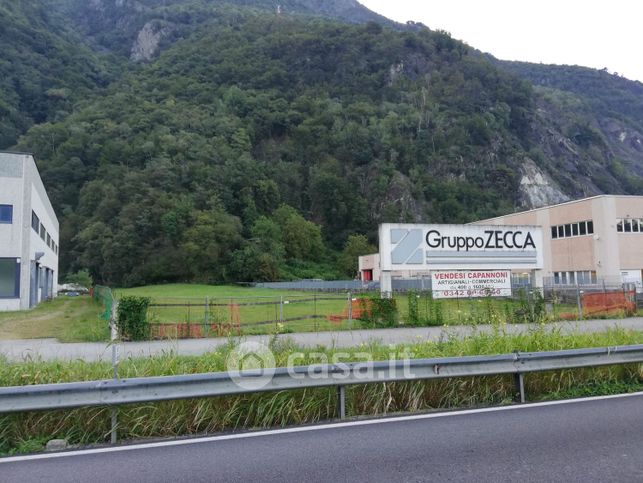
[2,392,643,482]
[1,317,642,362]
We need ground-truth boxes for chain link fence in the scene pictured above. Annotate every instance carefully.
[93,285,115,322]
[144,293,361,338]
[96,277,639,340]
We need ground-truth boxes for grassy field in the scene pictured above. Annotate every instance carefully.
[0,296,109,342]
[1,325,641,455]
[118,284,361,334]
[0,283,628,342]
[117,284,587,337]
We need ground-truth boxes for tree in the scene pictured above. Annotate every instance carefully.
[339,234,376,277]
[273,205,324,261]
[65,269,93,288]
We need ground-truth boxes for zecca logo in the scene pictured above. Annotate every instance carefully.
[390,228,424,265]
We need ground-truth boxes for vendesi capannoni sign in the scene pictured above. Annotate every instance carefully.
[378,223,544,271]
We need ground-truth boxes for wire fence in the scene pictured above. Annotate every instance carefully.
[145,294,358,338]
[543,283,638,320]
[135,285,638,339]
[95,278,640,340]
[93,285,115,322]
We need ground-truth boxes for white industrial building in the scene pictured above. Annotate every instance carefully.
[0,152,59,311]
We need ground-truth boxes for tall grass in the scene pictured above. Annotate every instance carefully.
[1,325,642,455]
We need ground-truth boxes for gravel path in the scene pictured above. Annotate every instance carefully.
[1,317,642,362]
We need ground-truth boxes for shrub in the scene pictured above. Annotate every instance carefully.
[406,290,420,326]
[116,296,151,341]
[65,269,93,289]
[358,295,398,328]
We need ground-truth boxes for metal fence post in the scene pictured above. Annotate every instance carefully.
[279,295,284,324]
[204,296,209,336]
[576,284,583,320]
[336,385,346,419]
[110,300,119,444]
[513,372,525,403]
[347,292,353,329]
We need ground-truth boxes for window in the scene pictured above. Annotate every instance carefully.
[0,258,19,298]
[0,205,12,224]
[551,220,593,240]
[47,233,51,247]
[616,218,643,233]
[40,224,46,241]
[31,211,39,232]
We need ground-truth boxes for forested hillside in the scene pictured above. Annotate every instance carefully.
[496,60,643,184]
[0,1,118,147]
[2,0,642,286]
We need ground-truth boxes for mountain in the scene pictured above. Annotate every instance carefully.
[56,0,401,61]
[1,0,641,286]
[494,59,643,186]
[0,1,118,148]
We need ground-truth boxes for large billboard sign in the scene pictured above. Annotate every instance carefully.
[432,270,511,299]
[379,223,543,271]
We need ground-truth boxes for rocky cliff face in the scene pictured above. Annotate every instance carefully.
[130,20,172,62]
[518,158,570,208]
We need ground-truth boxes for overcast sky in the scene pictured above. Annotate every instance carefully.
[359,0,643,83]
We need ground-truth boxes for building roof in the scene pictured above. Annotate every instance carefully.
[474,194,643,224]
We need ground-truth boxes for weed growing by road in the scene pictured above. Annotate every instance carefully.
[1,325,641,455]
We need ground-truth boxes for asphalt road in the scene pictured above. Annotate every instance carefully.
[2,393,643,482]
[2,317,643,362]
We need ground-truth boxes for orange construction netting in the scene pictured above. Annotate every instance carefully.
[327,298,372,323]
[582,289,637,317]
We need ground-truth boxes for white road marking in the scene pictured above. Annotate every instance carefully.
[2,391,642,464]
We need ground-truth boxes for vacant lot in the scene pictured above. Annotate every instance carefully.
[116,284,589,337]
[0,296,108,342]
[118,283,353,334]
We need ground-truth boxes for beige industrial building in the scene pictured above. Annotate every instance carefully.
[360,195,643,291]
[473,195,643,290]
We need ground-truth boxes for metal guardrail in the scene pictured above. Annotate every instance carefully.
[2,345,642,415]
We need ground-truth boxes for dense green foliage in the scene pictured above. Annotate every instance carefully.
[2,0,641,285]
[116,296,151,340]
[0,1,118,148]
[498,61,643,132]
[339,234,377,277]
[65,269,94,289]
